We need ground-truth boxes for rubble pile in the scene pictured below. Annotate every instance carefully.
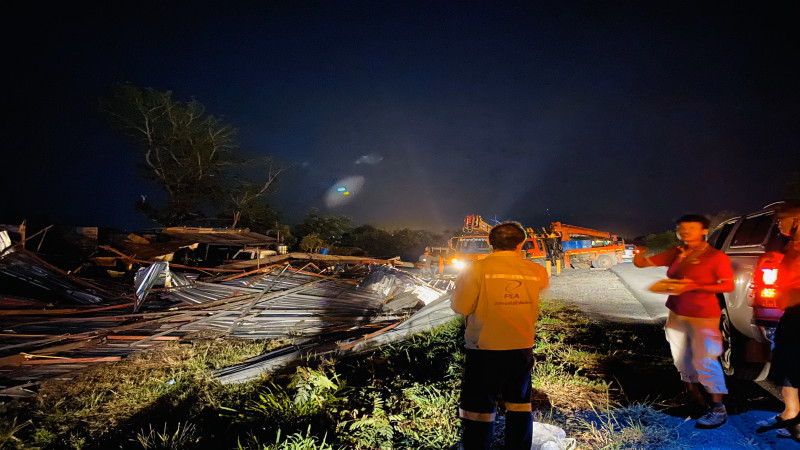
[0,225,453,398]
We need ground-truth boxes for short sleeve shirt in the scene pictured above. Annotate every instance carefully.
[648,244,733,318]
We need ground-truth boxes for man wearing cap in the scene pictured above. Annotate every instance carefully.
[451,221,549,449]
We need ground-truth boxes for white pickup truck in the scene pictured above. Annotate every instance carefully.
[707,201,790,381]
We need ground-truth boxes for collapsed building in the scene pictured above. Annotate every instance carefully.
[0,226,456,398]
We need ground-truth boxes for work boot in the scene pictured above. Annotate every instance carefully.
[696,404,727,429]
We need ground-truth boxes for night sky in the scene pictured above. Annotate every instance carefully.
[4,1,799,239]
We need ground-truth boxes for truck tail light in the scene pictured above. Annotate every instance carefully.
[760,268,778,285]
[751,253,783,309]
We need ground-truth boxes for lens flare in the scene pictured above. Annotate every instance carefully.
[325,175,365,208]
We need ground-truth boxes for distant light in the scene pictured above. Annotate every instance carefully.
[343,191,350,195]
[337,187,346,192]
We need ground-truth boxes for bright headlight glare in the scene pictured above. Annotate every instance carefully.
[454,261,466,270]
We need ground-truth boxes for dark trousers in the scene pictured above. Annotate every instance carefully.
[460,348,535,450]
[770,304,800,388]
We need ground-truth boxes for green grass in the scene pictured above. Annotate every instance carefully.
[0,297,680,449]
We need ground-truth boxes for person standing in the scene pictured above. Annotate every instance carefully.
[757,201,800,442]
[633,214,734,429]
[450,221,549,449]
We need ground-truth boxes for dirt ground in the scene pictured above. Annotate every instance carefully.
[545,267,799,449]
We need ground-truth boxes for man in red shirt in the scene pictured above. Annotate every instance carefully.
[634,214,734,429]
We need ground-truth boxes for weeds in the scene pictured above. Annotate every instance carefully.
[1,296,682,449]
[0,417,31,449]
[135,422,199,449]
[339,391,403,449]
[1,334,283,448]
[238,426,338,450]
[235,367,345,428]
[395,383,460,448]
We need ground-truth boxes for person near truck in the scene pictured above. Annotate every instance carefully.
[633,214,734,429]
[757,200,800,442]
[450,221,549,449]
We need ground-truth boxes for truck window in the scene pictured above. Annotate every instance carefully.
[730,213,774,247]
[455,237,491,254]
[708,221,736,250]
[765,225,791,253]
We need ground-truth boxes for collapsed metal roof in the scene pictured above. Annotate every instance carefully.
[0,253,454,398]
[0,248,117,305]
[107,226,277,262]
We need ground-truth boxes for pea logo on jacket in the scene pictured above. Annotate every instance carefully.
[504,280,522,299]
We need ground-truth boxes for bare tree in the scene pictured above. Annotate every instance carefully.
[228,158,291,228]
[100,83,269,226]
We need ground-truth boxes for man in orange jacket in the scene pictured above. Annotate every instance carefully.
[451,221,549,449]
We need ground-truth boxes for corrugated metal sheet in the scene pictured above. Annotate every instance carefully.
[0,259,452,396]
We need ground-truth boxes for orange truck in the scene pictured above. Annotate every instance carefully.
[435,215,625,274]
[416,215,495,275]
[445,215,495,271]
[524,222,625,269]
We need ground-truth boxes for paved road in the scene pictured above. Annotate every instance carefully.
[610,262,670,324]
[606,263,799,449]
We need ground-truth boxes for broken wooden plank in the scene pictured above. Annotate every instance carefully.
[105,335,179,341]
[22,356,121,365]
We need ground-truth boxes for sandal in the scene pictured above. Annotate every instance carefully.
[757,414,800,432]
[777,424,800,443]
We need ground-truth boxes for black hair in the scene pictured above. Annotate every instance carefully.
[675,214,710,229]
[488,221,527,251]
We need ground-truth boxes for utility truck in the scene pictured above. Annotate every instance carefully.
[441,215,625,272]
[445,215,495,270]
[524,222,625,269]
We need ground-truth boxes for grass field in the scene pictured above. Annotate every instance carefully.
[0,296,681,449]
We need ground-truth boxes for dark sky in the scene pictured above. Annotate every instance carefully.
[4,1,799,238]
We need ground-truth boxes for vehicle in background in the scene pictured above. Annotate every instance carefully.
[622,244,636,260]
[436,215,626,274]
[706,201,790,381]
[525,222,625,269]
[445,215,495,271]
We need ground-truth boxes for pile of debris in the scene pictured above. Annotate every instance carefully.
[0,225,455,398]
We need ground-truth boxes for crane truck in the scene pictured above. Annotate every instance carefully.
[429,215,625,275]
[444,215,495,270]
[524,222,625,269]
[416,215,495,275]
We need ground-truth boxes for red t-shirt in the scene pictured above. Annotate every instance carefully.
[648,244,734,318]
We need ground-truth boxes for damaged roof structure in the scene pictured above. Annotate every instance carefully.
[0,226,456,398]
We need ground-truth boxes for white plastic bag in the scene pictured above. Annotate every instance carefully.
[531,422,577,450]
